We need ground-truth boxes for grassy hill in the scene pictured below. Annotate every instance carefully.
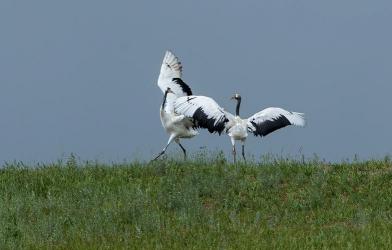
[1,156,392,249]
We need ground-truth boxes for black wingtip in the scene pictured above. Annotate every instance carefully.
[251,115,291,137]
[193,107,228,135]
[172,78,192,96]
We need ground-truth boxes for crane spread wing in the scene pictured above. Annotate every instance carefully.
[157,50,192,97]
[174,96,234,134]
[247,107,305,137]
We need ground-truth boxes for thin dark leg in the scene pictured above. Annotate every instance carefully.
[151,150,166,161]
[232,146,236,163]
[178,143,187,160]
[242,144,246,162]
[151,135,175,162]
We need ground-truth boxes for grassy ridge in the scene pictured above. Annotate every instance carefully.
[1,157,392,249]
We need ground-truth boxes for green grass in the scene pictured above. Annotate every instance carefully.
[1,155,392,249]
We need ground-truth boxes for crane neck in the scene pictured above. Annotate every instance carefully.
[161,90,169,110]
[235,98,241,116]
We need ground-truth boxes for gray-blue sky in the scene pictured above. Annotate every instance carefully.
[1,0,391,163]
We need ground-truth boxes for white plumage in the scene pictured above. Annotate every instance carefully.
[153,51,305,162]
[174,94,305,162]
[157,50,192,97]
[174,96,234,133]
[153,51,196,161]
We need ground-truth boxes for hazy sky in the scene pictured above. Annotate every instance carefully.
[1,1,391,163]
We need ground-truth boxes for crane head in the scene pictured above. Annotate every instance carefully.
[230,93,241,100]
[166,87,174,94]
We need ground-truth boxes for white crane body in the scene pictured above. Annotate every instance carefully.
[174,94,305,162]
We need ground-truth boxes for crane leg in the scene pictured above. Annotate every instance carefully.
[152,150,166,161]
[151,135,176,161]
[176,139,187,160]
[232,146,236,163]
[231,137,236,163]
[242,144,246,162]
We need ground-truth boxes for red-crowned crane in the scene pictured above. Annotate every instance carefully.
[152,51,197,161]
[174,93,305,162]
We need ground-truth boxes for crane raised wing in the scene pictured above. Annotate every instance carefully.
[247,107,305,137]
[157,50,192,97]
[174,96,235,134]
